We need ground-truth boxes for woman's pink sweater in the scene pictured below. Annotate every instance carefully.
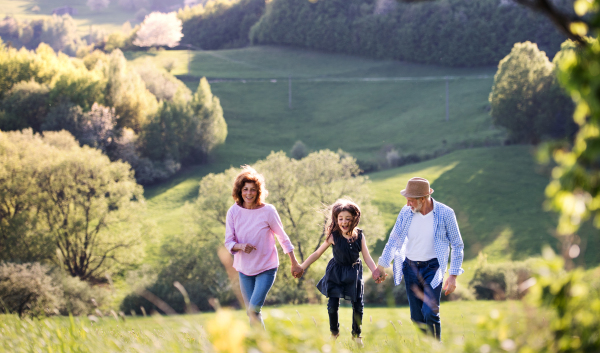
[224,203,294,276]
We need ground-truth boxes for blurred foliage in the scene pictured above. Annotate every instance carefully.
[0,15,85,56]
[465,251,600,353]
[541,0,600,237]
[0,129,148,281]
[489,41,576,144]
[179,0,266,49]
[469,253,533,300]
[250,0,568,67]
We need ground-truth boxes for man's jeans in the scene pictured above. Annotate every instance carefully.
[402,258,443,340]
[239,268,277,328]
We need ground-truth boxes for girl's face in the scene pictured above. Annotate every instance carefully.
[242,182,258,205]
[337,210,354,235]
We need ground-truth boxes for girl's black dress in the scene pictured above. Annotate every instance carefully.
[316,229,364,303]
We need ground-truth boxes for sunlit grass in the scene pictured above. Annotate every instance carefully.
[0,301,521,352]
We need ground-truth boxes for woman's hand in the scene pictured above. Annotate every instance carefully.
[235,243,257,254]
[291,264,304,278]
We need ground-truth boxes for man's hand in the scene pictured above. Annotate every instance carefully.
[443,275,457,295]
[372,265,387,284]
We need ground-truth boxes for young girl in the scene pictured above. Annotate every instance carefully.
[299,199,381,346]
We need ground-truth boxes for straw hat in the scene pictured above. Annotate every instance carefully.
[400,177,434,198]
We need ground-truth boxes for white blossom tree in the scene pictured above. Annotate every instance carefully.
[133,12,183,48]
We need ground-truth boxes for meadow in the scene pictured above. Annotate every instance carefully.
[0,301,524,352]
[4,0,142,34]
[131,47,598,266]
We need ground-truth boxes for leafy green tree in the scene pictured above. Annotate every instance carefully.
[102,49,158,132]
[489,41,575,144]
[0,129,147,281]
[0,130,55,262]
[141,77,227,164]
[0,80,50,132]
[191,77,227,156]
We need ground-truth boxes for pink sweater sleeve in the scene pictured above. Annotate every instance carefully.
[268,206,295,254]
[224,207,238,254]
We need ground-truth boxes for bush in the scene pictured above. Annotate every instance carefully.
[290,140,308,160]
[363,268,408,305]
[0,262,62,317]
[469,255,533,300]
[50,269,108,316]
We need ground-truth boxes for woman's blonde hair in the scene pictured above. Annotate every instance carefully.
[232,165,268,206]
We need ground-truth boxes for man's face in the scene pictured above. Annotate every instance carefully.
[406,197,424,213]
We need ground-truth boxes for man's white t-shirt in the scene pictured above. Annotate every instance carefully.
[404,211,437,261]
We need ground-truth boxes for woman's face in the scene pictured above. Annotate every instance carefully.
[242,182,258,205]
[337,210,354,235]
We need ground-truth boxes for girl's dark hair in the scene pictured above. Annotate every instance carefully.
[327,199,361,241]
[232,165,268,206]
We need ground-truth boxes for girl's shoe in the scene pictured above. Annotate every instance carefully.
[330,333,340,341]
[353,336,364,348]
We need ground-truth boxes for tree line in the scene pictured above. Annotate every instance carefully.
[0,41,227,184]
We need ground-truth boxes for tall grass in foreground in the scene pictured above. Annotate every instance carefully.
[3,254,599,352]
[0,301,521,353]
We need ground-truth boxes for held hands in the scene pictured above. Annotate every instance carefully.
[372,265,388,284]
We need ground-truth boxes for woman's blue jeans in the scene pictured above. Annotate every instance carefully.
[402,258,443,340]
[239,268,277,328]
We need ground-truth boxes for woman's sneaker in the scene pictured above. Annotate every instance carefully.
[353,336,364,348]
[330,332,340,341]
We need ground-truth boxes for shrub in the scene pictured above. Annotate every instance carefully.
[0,262,62,317]
[290,140,308,160]
[363,268,408,305]
[51,269,108,316]
[469,255,533,300]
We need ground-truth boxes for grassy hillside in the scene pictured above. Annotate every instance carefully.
[129,47,501,167]
[4,0,142,34]
[137,47,599,271]
[135,46,502,240]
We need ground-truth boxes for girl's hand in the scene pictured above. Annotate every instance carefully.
[237,243,257,254]
[292,264,304,278]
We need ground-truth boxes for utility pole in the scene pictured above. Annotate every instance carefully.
[445,79,449,122]
[288,75,292,109]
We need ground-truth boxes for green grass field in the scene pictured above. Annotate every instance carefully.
[0,301,524,352]
[133,47,599,273]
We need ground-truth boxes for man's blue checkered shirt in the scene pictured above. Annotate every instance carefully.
[378,198,464,288]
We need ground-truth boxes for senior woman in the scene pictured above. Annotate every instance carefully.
[224,165,303,327]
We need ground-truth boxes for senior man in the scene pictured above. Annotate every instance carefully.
[373,177,464,341]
